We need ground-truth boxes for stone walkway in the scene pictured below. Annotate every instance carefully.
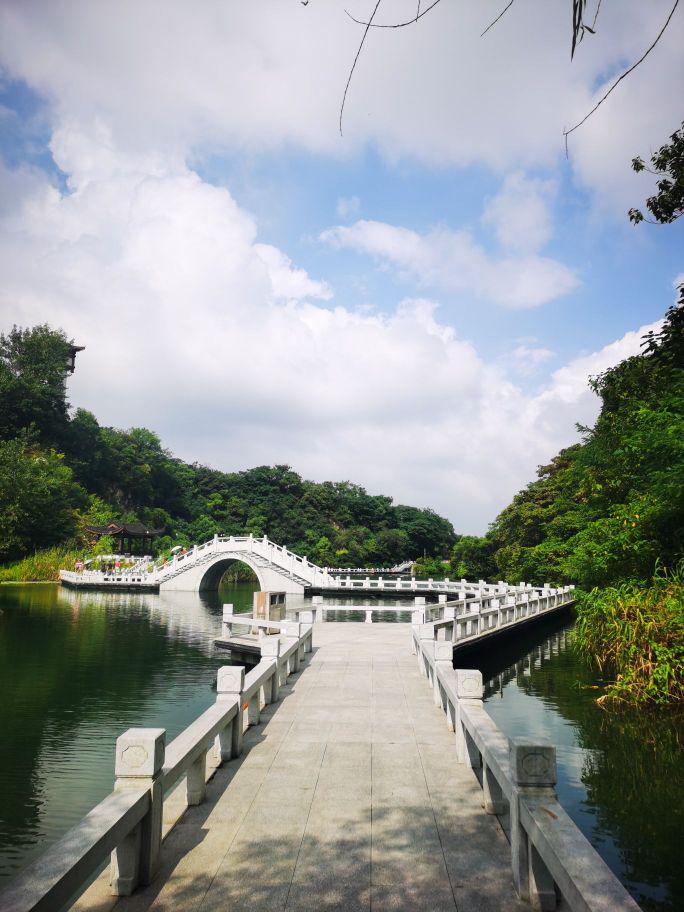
[77,623,526,912]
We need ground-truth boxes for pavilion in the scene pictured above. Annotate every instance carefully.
[84,522,165,555]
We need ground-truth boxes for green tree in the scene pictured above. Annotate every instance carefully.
[0,324,73,444]
[450,535,496,580]
[486,291,684,588]
[0,437,86,560]
[630,122,684,225]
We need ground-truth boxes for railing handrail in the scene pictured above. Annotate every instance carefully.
[243,658,278,702]
[0,622,314,912]
[412,623,641,912]
[162,700,239,790]
[62,535,574,598]
[221,612,287,630]
[0,788,150,912]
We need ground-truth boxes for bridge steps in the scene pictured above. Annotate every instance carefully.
[73,624,527,912]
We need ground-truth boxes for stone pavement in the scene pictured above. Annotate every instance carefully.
[76,623,527,912]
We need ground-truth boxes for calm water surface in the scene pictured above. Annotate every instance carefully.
[0,585,681,912]
[0,580,256,884]
[481,619,683,912]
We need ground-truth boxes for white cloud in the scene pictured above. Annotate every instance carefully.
[534,322,661,412]
[254,244,332,301]
[336,195,361,219]
[0,145,655,533]
[321,218,579,308]
[482,172,556,254]
[0,1,679,209]
[0,2,674,534]
[511,343,556,376]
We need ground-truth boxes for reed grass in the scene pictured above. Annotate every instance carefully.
[0,546,80,582]
[575,565,684,705]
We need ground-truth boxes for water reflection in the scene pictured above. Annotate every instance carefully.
[482,620,684,912]
[0,580,256,884]
[1,585,681,912]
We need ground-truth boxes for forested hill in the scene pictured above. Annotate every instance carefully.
[449,293,684,589]
[0,325,456,566]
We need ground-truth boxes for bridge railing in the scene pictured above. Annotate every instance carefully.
[0,624,313,912]
[60,569,154,586]
[153,534,333,586]
[327,575,538,595]
[425,586,575,646]
[412,624,641,912]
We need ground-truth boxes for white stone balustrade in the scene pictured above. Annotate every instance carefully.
[412,625,641,912]
[0,620,313,912]
[429,585,575,648]
[61,533,580,606]
[111,727,165,894]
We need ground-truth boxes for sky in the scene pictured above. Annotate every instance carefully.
[0,0,682,534]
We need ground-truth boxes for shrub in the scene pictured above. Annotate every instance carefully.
[0,545,81,582]
[575,566,684,705]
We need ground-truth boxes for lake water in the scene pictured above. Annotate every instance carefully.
[0,584,681,911]
[480,617,683,912]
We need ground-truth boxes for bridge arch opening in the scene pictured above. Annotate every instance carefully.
[198,558,264,592]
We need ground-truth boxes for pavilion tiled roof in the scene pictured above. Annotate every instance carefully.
[84,522,165,537]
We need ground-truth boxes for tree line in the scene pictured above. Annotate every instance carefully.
[0,325,456,567]
[436,290,683,591]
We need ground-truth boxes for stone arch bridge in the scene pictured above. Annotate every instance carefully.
[62,534,550,600]
[156,535,333,593]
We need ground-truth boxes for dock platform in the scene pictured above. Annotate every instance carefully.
[73,623,525,912]
[2,611,639,912]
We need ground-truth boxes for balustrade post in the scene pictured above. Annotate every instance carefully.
[221,603,234,639]
[483,763,507,816]
[186,748,208,807]
[410,609,423,655]
[299,609,315,650]
[433,641,453,710]
[509,738,557,909]
[283,621,302,671]
[215,666,245,762]
[260,636,281,702]
[454,670,482,767]
[418,623,435,680]
[110,727,165,895]
[247,690,261,727]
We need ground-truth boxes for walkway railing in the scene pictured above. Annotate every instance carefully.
[411,622,640,912]
[0,623,313,912]
[60,569,155,587]
[425,585,575,647]
[154,534,334,588]
[62,533,574,602]
[328,575,541,595]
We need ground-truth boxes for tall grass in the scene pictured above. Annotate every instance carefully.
[0,546,81,583]
[575,565,684,705]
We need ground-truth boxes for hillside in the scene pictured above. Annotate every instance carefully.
[448,293,684,590]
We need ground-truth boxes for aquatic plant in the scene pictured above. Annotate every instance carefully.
[575,565,684,705]
[0,545,80,582]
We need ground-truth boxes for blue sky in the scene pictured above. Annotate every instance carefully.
[198,144,681,373]
[0,1,682,531]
